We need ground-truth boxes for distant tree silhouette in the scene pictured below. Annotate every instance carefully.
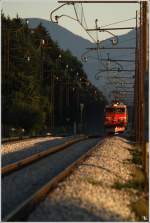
[1,13,106,137]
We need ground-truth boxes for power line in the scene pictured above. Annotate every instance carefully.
[58,1,139,3]
[96,69,135,71]
[95,58,135,62]
[101,17,136,28]
[86,47,136,50]
[87,27,135,31]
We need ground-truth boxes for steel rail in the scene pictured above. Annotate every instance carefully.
[3,137,105,222]
[1,135,88,176]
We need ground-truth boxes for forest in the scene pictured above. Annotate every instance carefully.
[1,13,106,137]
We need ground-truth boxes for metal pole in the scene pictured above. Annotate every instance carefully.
[53,75,55,129]
[137,9,140,143]
[7,30,10,72]
[134,10,138,142]
[40,44,43,80]
[50,73,54,130]
[142,1,147,177]
[137,3,142,145]
[140,2,143,146]
[50,74,52,129]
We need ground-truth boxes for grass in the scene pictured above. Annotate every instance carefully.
[112,166,148,221]
[112,178,147,221]
[132,198,149,221]
[112,168,145,191]
[132,149,142,165]
[83,176,103,186]
[112,180,144,191]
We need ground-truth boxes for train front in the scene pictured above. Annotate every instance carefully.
[104,102,128,134]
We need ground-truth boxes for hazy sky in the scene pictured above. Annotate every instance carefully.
[2,0,140,41]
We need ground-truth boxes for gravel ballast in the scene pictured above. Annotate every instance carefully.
[27,136,140,222]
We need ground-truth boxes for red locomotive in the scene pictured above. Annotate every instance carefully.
[104,101,128,133]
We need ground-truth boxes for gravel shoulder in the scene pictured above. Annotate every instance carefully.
[1,136,73,166]
[27,136,142,222]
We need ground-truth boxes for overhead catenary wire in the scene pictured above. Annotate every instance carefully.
[72,3,98,43]
[81,4,84,25]
[81,4,88,29]
[51,3,136,103]
[101,17,136,28]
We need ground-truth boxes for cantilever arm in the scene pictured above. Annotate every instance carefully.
[103,30,118,45]
[50,3,68,23]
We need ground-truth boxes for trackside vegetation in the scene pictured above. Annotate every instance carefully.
[2,13,106,137]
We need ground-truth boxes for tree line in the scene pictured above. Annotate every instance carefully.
[1,13,106,137]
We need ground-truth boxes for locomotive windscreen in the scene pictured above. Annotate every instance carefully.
[105,107,125,114]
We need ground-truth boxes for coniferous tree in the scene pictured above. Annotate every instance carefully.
[2,13,107,137]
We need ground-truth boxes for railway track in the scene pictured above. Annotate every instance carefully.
[2,132,75,145]
[2,135,87,176]
[2,134,73,145]
[2,135,79,168]
[2,135,102,221]
[2,135,46,144]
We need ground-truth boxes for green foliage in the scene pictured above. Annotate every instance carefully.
[2,13,106,137]
[132,198,149,221]
[112,180,144,191]
[132,149,142,165]
[84,176,103,186]
[113,167,145,192]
